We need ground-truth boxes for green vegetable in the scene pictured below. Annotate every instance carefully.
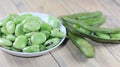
[95,32,110,39]
[59,11,102,20]
[43,16,60,28]
[40,22,52,32]
[45,38,60,49]
[23,45,40,53]
[13,35,27,50]
[6,34,16,41]
[51,28,65,38]
[110,33,120,39]
[23,21,40,32]
[31,32,46,45]
[15,23,24,36]
[68,32,94,58]
[40,45,46,51]
[6,21,15,34]
[11,47,21,52]
[0,38,12,47]
[41,31,50,39]
[1,26,9,35]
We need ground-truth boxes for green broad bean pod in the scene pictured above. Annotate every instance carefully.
[63,21,120,43]
[63,17,120,34]
[59,11,102,20]
[68,31,94,58]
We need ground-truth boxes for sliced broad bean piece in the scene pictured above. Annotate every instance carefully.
[23,21,40,32]
[8,14,19,20]
[41,31,50,39]
[6,34,16,41]
[15,23,24,36]
[25,32,36,38]
[0,38,12,46]
[21,14,32,17]
[23,45,40,53]
[43,16,60,28]
[13,16,22,24]
[14,14,32,24]
[51,28,65,38]
[40,45,46,51]
[28,38,32,46]
[40,22,52,32]
[6,21,15,34]
[1,26,9,35]
[31,32,46,45]
[0,17,10,26]
[2,46,11,50]
[44,38,60,49]
[1,34,6,38]
[13,35,27,50]
[11,47,21,52]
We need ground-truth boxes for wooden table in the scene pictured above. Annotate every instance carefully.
[0,0,120,67]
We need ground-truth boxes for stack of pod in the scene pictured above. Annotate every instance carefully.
[59,11,120,58]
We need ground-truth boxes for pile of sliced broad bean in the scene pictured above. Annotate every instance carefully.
[0,14,65,53]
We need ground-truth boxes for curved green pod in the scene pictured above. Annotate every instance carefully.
[64,22,120,43]
[59,11,102,20]
[68,31,94,58]
[81,16,105,26]
[63,17,120,34]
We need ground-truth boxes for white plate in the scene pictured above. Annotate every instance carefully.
[0,12,66,57]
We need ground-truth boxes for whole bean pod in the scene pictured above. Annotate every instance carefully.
[68,31,94,58]
[59,11,102,20]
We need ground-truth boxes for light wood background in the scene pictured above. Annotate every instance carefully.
[0,0,120,67]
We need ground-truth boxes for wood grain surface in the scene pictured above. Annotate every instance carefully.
[0,0,120,67]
